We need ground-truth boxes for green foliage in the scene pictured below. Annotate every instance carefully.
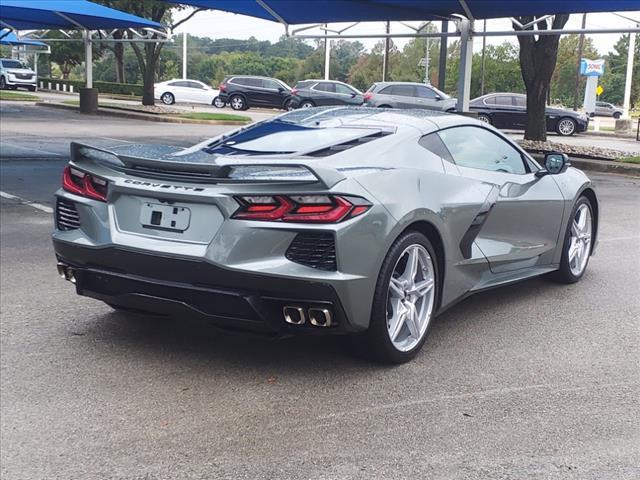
[599,34,640,108]
[0,91,40,101]
[549,34,599,107]
[45,31,88,79]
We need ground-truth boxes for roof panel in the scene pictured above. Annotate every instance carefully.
[166,0,640,22]
[0,0,162,30]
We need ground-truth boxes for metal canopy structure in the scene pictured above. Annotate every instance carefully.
[165,0,640,23]
[0,28,47,46]
[0,0,164,112]
[168,0,640,113]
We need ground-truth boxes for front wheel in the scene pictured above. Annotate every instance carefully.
[556,117,577,136]
[553,196,594,284]
[229,94,246,111]
[0,76,6,90]
[213,96,225,108]
[613,112,621,119]
[353,231,438,364]
[300,100,315,109]
[477,113,492,125]
[160,92,175,105]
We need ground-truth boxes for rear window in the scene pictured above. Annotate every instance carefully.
[380,85,415,97]
[314,82,335,93]
[295,80,315,89]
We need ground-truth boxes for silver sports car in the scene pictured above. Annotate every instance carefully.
[52,108,598,363]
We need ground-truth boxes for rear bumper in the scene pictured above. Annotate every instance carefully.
[53,239,355,336]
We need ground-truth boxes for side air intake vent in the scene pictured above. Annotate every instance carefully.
[285,233,337,271]
[56,199,80,231]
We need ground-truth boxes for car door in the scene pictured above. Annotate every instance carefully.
[312,82,335,106]
[390,84,418,108]
[437,125,565,272]
[414,85,442,111]
[335,83,363,106]
[511,95,528,128]
[491,95,519,129]
[260,78,286,108]
[187,81,211,104]
[168,81,191,103]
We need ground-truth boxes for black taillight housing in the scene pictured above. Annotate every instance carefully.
[62,165,109,202]
[232,194,371,223]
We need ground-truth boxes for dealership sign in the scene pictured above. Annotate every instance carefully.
[580,58,605,77]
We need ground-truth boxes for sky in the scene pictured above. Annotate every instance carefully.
[172,9,640,58]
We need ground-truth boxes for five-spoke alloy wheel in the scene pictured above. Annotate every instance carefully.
[555,196,594,283]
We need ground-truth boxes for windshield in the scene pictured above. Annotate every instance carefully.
[429,85,450,99]
[2,60,25,69]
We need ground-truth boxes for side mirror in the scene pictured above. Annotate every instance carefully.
[350,92,356,98]
[277,87,285,93]
[434,95,442,101]
[536,152,570,177]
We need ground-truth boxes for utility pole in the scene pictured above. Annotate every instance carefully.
[480,19,487,96]
[438,20,448,90]
[182,31,187,79]
[382,21,390,81]
[573,13,587,111]
[622,30,636,118]
[324,24,330,80]
[424,36,430,84]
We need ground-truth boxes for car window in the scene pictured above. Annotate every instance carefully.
[314,82,335,93]
[484,96,496,105]
[262,79,281,90]
[418,133,454,163]
[335,84,354,95]
[381,85,415,97]
[187,81,205,89]
[295,81,314,89]
[416,86,438,99]
[438,126,527,174]
[513,96,526,108]
[2,60,24,69]
[495,95,512,106]
[169,81,189,87]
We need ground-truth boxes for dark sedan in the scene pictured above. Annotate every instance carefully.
[470,93,589,136]
[289,80,364,109]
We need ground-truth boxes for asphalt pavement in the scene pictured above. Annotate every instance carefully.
[1,101,639,480]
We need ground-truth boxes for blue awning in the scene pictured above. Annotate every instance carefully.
[0,0,162,30]
[0,28,47,46]
[164,0,640,23]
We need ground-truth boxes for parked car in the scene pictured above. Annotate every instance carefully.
[52,107,598,364]
[594,101,623,119]
[218,75,292,111]
[289,79,364,108]
[0,58,37,91]
[469,93,589,136]
[363,82,457,111]
[154,79,220,106]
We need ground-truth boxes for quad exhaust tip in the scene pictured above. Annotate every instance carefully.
[57,262,76,284]
[283,306,333,327]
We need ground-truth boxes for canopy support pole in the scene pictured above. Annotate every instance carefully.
[456,19,473,112]
[438,20,448,90]
[622,29,636,119]
[84,29,93,89]
[324,24,330,80]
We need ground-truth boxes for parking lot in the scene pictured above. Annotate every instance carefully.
[1,103,639,479]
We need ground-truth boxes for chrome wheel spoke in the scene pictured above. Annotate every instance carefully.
[568,203,592,277]
[389,277,404,298]
[410,278,434,296]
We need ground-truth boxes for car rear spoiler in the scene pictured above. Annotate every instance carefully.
[70,142,346,189]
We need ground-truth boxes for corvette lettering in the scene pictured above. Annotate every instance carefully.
[123,179,205,192]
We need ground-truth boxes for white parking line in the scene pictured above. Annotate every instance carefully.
[0,191,53,213]
[98,137,135,144]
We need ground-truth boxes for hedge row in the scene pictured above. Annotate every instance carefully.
[39,77,143,96]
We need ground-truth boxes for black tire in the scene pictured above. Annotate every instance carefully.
[28,85,36,92]
[213,96,225,108]
[229,94,246,111]
[352,231,439,364]
[613,112,621,119]
[0,76,6,90]
[553,196,594,284]
[160,92,175,105]
[378,105,392,108]
[477,113,492,125]
[556,117,577,136]
[300,100,315,109]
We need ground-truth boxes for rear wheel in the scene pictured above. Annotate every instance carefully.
[300,100,315,108]
[613,112,621,119]
[229,94,246,111]
[160,92,175,105]
[556,117,577,136]
[0,76,6,90]
[553,196,593,284]
[353,231,438,364]
[378,105,391,108]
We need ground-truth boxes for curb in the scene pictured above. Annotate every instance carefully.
[530,153,640,177]
[34,102,251,126]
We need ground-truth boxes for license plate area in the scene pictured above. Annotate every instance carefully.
[140,203,191,232]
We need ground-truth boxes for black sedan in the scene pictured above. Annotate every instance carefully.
[470,93,589,136]
[289,80,364,109]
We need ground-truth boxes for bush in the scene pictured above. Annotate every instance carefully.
[39,77,143,97]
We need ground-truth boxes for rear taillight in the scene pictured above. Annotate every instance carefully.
[363,92,373,102]
[62,165,108,202]
[219,83,227,92]
[291,88,299,96]
[232,195,371,223]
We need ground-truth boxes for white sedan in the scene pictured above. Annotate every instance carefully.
[154,79,222,106]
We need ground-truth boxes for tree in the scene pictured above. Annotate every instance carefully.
[103,1,203,105]
[46,31,85,79]
[599,34,640,108]
[514,14,570,141]
[550,34,599,106]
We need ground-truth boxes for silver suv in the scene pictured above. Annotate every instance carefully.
[594,101,623,119]
[363,82,457,111]
[0,58,37,91]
